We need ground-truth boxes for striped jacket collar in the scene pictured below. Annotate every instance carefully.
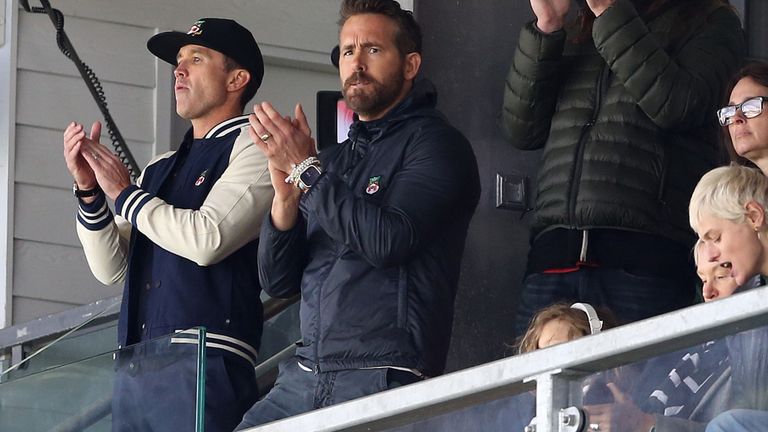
[204,115,251,139]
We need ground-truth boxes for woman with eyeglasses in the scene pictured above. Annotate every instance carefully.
[719,62,768,175]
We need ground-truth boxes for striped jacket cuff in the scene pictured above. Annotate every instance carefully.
[77,192,113,230]
[115,185,153,226]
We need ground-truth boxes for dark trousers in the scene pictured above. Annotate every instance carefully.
[235,356,421,430]
[514,268,695,337]
[112,351,258,432]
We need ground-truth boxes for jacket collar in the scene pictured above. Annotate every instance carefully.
[348,78,439,145]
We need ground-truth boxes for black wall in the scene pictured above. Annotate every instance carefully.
[414,1,765,373]
[414,1,539,372]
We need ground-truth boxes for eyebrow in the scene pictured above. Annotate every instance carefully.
[176,47,210,61]
[700,229,716,241]
[340,41,379,52]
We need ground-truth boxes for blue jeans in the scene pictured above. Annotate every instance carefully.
[236,356,421,429]
[112,351,257,432]
[514,268,694,337]
[706,409,768,432]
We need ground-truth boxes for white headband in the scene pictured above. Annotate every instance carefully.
[570,302,603,335]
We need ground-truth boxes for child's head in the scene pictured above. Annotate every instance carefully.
[517,302,616,354]
[693,240,740,301]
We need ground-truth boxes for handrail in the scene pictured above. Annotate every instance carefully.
[0,295,122,350]
[0,294,300,363]
[241,285,768,432]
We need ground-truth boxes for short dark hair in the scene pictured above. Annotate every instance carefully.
[338,0,422,56]
[722,61,768,167]
[224,56,257,111]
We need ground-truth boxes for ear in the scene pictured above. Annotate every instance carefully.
[745,200,766,230]
[403,52,421,81]
[228,69,251,93]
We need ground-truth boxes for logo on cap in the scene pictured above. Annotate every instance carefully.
[187,20,204,36]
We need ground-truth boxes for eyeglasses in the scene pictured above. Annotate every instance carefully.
[717,96,768,126]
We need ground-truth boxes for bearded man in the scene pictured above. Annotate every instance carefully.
[236,0,480,428]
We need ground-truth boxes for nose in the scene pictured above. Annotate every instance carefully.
[174,60,187,79]
[702,280,718,301]
[349,51,366,72]
[703,241,720,262]
[732,109,747,125]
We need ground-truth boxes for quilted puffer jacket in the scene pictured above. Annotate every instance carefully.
[502,0,744,246]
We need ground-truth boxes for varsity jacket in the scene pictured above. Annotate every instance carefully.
[76,116,273,363]
[501,0,744,248]
[258,80,480,377]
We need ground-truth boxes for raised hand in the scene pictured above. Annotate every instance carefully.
[530,0,571,33]
[248,101,317,174]
[586,0,615,17]
[249,102,317,231]
[79,134,132,201]
[63,121,100,190]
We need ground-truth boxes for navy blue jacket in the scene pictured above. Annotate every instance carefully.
[258,80,480,377]
[77,116,273,359]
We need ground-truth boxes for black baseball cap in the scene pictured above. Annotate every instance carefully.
[147,18,264,90]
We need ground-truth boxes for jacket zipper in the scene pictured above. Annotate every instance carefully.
[312,133,364,375]
[568,63,611,226]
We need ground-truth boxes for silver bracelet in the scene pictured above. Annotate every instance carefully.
[285,156,320,185]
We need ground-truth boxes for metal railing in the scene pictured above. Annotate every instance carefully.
[0,294,298,371]
[241,285,768,432]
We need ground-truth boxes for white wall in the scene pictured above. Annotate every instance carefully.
[3,0,343,325]
[0,0,18,328]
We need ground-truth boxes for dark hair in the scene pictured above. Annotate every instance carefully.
[721,61,768,167]
[571,0,731,44]
[338,0,422,56]
[224,56,258,111]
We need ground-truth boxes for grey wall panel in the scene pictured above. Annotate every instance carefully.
[12,239,120,304]
[254,63,341,134]
[17,13,156,87]
[14,183,80,247]
[16,70,155,144]
[47,0,341,56]
[12,296,81,324]
[14,125,152,189]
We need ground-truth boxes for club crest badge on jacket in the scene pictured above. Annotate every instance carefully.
[366,176,381,195]
[195,169,208,187]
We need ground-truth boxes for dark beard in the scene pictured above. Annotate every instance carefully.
[342,71,404,119]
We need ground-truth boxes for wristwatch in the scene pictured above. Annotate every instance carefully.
[72,182,101,198]
[298,164,323,191]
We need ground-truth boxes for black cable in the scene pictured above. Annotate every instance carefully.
[20,0,140,180]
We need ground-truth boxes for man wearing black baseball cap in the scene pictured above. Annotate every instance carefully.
[62,17,272,432]
[147,17,264,112]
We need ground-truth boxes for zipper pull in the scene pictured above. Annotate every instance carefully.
[314,364,320,375]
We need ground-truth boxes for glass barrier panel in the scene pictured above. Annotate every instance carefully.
[259,300,300,362]
[383,386,535,432]
[577,322,768,432]
[0,327,207,432]
[2,321,118,382]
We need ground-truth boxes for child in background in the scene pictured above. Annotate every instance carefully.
[517,302,617,354]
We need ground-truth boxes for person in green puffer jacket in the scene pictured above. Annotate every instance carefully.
[502,0,745,337]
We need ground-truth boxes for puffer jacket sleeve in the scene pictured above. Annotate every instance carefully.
[593,0,745,130]
[501,21,566,150]
[257,214,307,298]
[300,126,480,269]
